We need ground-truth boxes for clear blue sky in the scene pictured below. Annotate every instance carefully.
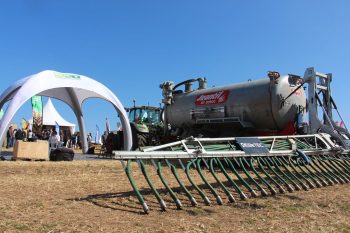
[1,1,350,134]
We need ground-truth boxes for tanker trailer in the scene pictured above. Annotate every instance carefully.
[160,72,307,138]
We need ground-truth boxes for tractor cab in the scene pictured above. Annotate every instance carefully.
[127,106,163,149]
[128,106,161,125]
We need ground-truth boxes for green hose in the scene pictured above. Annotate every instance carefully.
[288,157,320,188]
[239,157,268,196]
[156,160,182,209]
[139,160,167,211]
[185,159,211,205]
[269,157,302,191]
[125,160,149,214]
[256,157,285,194]
[165,159,197,206]
[308,157,335,185]
[216,158,248,200]
[196,159,223,205]
[275,157,309,191]
[249,158,277,195]
[263,157,294,192]
[209,158,235,203]
[321,155,350,181]
[313,157,342,184]
[225,158,258,197]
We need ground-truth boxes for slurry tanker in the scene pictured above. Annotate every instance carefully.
[160,71,307,138]
[114,67,350,214]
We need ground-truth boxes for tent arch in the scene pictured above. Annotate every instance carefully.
[0,70,132,153]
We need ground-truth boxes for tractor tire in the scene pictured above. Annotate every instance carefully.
[132,133,148,150]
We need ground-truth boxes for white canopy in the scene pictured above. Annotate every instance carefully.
[29,98,76,133]
[0,70,132,153]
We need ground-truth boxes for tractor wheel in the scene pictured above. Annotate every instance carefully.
[132,133,148,150]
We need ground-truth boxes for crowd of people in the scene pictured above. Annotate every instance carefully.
[5,125,110,152]
[5,126,84,150]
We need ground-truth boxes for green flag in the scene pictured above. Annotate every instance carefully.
[31,96,43,135]
[0,108,4,120]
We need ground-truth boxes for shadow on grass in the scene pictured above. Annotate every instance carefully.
[67,191,147,214]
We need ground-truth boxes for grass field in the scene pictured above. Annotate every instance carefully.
[0,160,349,233]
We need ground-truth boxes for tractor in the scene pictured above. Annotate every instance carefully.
[127,105,164,150]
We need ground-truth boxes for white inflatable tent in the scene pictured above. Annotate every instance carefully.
[29,98,76,134]
[0,70,132,153]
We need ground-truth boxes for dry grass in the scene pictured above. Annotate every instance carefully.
[0,160,349,233]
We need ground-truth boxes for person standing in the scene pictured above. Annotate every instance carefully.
[27,130,33,142]
[87,132,92,147]
[6,126,12,148]
[11,129,17,147]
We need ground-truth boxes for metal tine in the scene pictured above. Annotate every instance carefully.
[125,160,149,214]
[185,159,211,205]
[209,158,236,203]
[321,155,350,181]
[196,159,223,205]
[290,157,322,188]
[165,159,197,206]
[260,157,294,192]
[216,158,248,200]
[256,157,286,194]
[139,160,167,211]
[268,157,302,191]
[279,156,315,191]
[239,157,268,196]
[249,157,277,195]
[313,157,344,184]
[155,160,182,209]
[307,156,335,185]
[226,158,259,197]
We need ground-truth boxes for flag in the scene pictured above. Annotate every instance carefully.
[55,121,59,133]
[95,124,100,144]
[340,121,345,128]
[31,96,43,135]
[21,118,29,130]
[106,117,110,133]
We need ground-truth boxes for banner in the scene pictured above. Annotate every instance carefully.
[55,121,59,134]
[31,96,43,135]
[95,124,100,144]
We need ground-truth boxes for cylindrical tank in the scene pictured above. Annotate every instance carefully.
[163,75,306,134]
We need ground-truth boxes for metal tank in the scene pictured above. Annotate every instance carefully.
[160,72,307,137]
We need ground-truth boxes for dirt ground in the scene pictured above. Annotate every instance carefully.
[0,160,349,233]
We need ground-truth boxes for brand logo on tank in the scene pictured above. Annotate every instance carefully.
[195,90,230,106]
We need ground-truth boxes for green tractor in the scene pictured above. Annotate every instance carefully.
[127,105,164,150]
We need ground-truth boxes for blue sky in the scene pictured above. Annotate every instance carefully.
[0,1,350,134]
